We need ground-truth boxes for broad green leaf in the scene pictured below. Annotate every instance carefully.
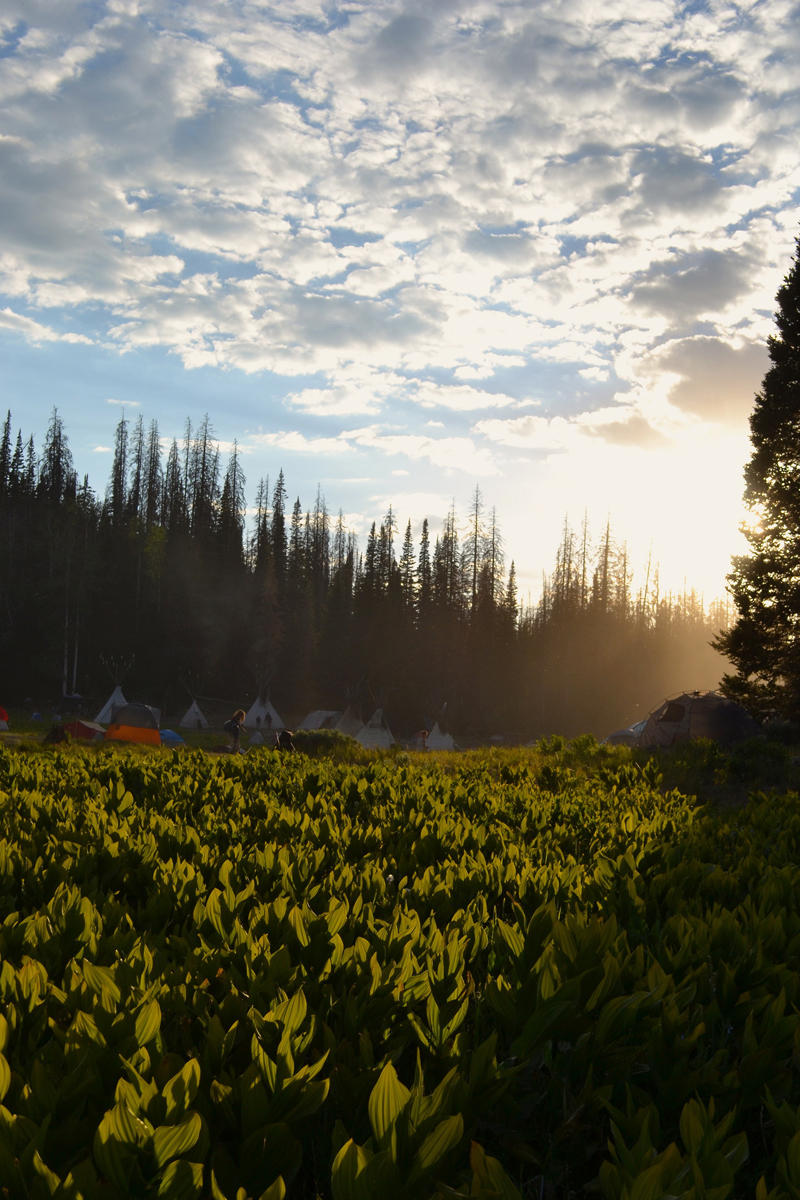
[0,1055,9,1103]
[211,1170,229,1200]
[368,1063,410,1146]
[408,1114,464,1183]
[468,1034,497,1089]
[331,1138,372,1200]
[483,1152,524,1200]
[157,1157,203,1200]
[629,1160,670,1200]
[163,1059,201,1122]
[32,1150,62,1197]
[93,1113,134,1191]
[83,962,121,1005]
[135,1000,162,1047]
[259,1178,286,1200]
[679,1100,706,1157]
[151,1112,202,1168]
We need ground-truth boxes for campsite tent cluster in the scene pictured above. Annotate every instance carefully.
[80,690,454,751]
[605,691,761,748]
[69,690,416,751]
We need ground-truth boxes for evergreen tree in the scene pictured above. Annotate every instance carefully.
[128,415,145,523]
[288,498,305,578]
[24,437,37,498]
[143,420,163,529]
[9,433,24,501]
[417,519,432,613]
[0,411,11,505]
[218,442,246,563]
[271,470,287,577]
[39,409,75,506]
[399,520,416,613]
[162,440,188,536]
[466,485,484,613]
[717,235,800,719]
[106,415,128,528]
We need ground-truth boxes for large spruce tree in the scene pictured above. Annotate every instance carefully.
[717,235,800,720]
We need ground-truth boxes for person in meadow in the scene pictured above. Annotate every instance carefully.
[276,728,296,752]
[224,709,246,754]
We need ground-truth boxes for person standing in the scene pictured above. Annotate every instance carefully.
[224,709,246,754]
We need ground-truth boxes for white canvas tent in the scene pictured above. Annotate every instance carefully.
[356,708,395,749]
[95,686,126,725]
[335,706,363,737]
[244,696,284,731]
[426,722,456,751]
[299,710,340,730]
[179,700,208,730]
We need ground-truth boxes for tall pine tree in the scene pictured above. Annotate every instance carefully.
[717,235,800,720]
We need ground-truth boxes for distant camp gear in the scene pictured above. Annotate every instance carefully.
[104,702,160,746]
[605,690,761,748]
[64,719,105,741]
[355,708,394,749]
[95,686,127,725]
[179,700,208,729]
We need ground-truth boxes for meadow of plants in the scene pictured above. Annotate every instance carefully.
[2,737,800,1200]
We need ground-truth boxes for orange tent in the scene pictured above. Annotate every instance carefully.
[105,702,160,746]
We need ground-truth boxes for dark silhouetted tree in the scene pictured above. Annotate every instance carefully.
[717,235,800,720]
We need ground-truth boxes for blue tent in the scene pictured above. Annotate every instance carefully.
[160,729,185,747]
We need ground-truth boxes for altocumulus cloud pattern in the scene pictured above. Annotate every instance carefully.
[0,0,798,472]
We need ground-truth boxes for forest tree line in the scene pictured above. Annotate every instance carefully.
[0,409,731,738]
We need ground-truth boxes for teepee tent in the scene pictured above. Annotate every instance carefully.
[299,710,340,730]
[244,696,284,730]
[179,700,208,730]
[356,708,395,749]
[95,686,126,725]
[426,722,456,751]
[335,706,363,737]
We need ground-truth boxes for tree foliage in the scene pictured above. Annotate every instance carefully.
[717,235,800,720]
[0,409,728,735]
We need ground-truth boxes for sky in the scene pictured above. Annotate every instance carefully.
[1,0,798,602]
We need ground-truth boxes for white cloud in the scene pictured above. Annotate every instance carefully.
[0,0,793,399]
[0,307,92,344]
[0,0,797,594]
[106,397,140,406]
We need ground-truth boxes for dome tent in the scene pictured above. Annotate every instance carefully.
[105,702,160,746]
[160,729,185,747]
[637,690,761,749]
[604,719,647,747]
